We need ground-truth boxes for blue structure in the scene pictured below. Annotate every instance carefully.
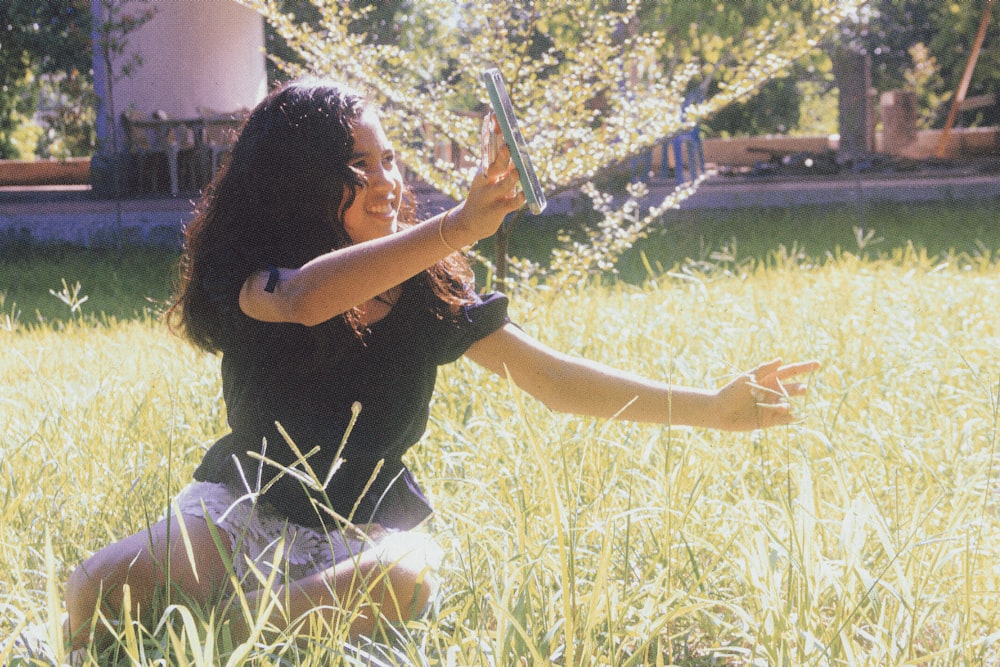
[631,94,705,186]
[671,96,705,185]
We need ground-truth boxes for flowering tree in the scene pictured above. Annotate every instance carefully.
[240,0,862,290]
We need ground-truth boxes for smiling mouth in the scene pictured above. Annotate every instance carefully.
[365,197,398,215]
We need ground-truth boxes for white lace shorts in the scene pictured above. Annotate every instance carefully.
[171,481,442,591]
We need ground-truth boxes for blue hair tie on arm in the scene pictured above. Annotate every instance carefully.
[264,266,280,293]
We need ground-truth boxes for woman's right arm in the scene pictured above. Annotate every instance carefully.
[238,148,524,326]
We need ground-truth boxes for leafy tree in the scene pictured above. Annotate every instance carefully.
[0,0,91,158]
[652,0,999,136]
[263,1,321,84]
[264,1,414,84]
[635,1,839,137]
[241,0,861,292]
[840,0,999,127]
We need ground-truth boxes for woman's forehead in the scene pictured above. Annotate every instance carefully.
[352,108,392,154]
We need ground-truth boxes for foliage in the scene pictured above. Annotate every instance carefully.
[904,42,950,130]
[2,203,1000,664]
[793,78,840,135]
[0,0,91,158]
[0,63,94,161]
[2,1,996,160]
[666,0,1000,135]
[637,1,831,137]
[7,118,44,160]
[34,69,97,159]
[241,0,862,288]
[704,75,803,137]
[0,62,38,160]
[265,1,416,85]
[3,68,44,160]
[0,0,150,160]
[839,0,1000,127]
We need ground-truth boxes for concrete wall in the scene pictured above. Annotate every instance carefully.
[699,136,836,167]
[694,128,997,167]
[878,126,999,160]
[92,0,267,137]
[635,127,997,172]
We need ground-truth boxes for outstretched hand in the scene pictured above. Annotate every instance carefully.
[713,358,821,431]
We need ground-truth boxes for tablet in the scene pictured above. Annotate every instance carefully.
[481,68,547,214]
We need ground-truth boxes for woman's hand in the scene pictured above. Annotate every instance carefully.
[440,132,525,249]
[713,359,821,431]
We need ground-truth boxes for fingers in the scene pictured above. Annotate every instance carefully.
[472,149,517,193]
[775,360,822,379]
[485,142,515,180]
[718,359,818,430]
[745,358,819,420]
[751,358,783,376]
[778,382,809,397]
[751,359,820,392]
[748,379,809,401]
[755,402,798,428]
[480,147,524,212]
[751,358,820,378]
[460,145,525,240]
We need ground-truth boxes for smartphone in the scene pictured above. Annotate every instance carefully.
[481,68,547,215]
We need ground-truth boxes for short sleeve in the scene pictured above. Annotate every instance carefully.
[431,291,510,365]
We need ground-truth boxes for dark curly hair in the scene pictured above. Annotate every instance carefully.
[167,78,473,353]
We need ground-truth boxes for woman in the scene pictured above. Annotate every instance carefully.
[64,77,818,649]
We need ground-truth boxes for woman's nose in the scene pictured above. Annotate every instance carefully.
[367,165,396,192]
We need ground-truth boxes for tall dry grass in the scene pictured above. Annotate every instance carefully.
[1,235,997,665]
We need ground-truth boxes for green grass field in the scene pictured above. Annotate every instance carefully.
[1,199,998,665]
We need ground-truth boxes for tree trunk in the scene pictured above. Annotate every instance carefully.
[833,46,874,165]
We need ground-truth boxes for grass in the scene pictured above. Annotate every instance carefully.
[0,245,178,327]
[1,198,999,665]
[485,199,999,285]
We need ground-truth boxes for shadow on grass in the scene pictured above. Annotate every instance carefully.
[3,198,997,328]
[0,243,180,328]
[478,198,999,286]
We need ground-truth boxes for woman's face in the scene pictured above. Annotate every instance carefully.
[342,107,404,244]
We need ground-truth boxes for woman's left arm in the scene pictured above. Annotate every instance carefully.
[464,324,819,431]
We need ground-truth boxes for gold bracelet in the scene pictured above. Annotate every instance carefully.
[438,208,460,254]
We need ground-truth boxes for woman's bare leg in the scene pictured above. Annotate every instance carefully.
[64,514,232,651]
[67,517,438,647]
[231,531,440,641]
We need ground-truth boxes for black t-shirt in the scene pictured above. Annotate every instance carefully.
[192,262,509,530]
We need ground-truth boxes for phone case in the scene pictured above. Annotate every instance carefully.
[482,68,547,215]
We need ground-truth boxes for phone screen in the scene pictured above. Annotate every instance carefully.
[482,68,547,215]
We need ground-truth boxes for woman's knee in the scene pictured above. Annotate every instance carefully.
[67,530,163,603]
[64,516,231,646]
[65,558,99,633]
[398,561,438,620]
[375,537,441,621]
[64,541,154,648]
